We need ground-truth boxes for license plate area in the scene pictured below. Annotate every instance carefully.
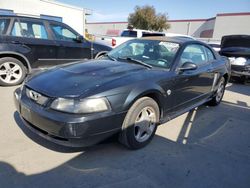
[20,104,32,122]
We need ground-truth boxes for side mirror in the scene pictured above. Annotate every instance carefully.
[178,62,197,72]
[75,35,84,42]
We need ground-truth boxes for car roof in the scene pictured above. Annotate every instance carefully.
[0,15,61,24]
[139,36,198,45]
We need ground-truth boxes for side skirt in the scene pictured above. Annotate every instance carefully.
[159,97,212,125]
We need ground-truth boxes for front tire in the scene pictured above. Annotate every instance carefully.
[0,57,27,86]
[119,97,160,149]
[207,77,226,106]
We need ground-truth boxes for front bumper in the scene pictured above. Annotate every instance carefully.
[14,88,126,147]
[231,65,250,77]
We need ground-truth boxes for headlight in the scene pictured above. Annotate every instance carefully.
[50,97,111,114]
[231,57,247,66]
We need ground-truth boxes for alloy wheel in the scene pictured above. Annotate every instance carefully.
[0,62,23,84]
[216,79,225,102]
[134,107,157,143]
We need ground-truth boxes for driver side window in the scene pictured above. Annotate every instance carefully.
[50,24,77,41]
[180,44,208,67]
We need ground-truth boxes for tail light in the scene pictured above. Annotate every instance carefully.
[112,39,116,47]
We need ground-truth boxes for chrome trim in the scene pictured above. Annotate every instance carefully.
[26,88,48,105]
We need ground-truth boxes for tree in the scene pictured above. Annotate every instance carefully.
[128,5,170,31]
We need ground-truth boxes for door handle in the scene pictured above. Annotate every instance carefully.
[11,41,21,44]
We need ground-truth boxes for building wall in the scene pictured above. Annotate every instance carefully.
[167,19,215,37]
[87,22,128,36]
[166,21,192,35]
[87,20,210,37]
[86,12,250,40]
[213,13,250,39]
[0,0,90,35]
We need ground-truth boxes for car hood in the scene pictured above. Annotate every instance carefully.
[220,35,250,57]
[26,60,156,98]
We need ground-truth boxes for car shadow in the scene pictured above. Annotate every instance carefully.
[226,82,250,96]
[9,96,250,187]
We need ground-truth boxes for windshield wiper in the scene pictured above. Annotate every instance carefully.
[118,57,152,69]
[105,54,117,61]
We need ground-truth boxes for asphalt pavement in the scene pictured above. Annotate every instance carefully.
[0,82,250,188]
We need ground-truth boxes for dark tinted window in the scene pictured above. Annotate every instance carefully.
[50,24,77,41]
[120,30,137,37]
[0,18,10,35]
[11,20,48,39]
[142,32,165,37]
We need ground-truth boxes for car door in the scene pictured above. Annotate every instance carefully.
[9,18,58,68]
[171,44,215,111]
[49,22,91,63]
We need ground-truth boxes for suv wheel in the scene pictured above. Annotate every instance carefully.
[0,57,27,86]
[119,97,160,149]
[207,77,226,106]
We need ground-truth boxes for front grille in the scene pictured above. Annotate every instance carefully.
[23,118,69,142]
[25,87,49,106]
[231,65,249,72]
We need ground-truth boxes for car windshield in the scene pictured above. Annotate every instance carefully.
[107,39,180,69]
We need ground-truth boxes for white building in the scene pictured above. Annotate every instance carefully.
[86,12,250,41]
[0,0,92,35]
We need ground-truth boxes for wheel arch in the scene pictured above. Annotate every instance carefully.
[124,85,166,120]
[94,51,108,59]
[0,52,31,73]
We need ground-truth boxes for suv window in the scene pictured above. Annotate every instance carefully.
[180,44,208,66]
[0,18,10,35]
[205,47,215,61]
[50,24,77,41]
[11,20,48,39]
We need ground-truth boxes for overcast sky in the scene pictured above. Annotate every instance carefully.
[58,0,250,22]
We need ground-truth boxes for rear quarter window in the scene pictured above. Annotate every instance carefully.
[11,20,48,39]
[0,18,10,35]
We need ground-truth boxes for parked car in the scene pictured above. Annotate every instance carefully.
[220,35,250,83]
[0,15,112,86]
[208,42,221,52]
[96,29,195,48]
[95,29,166,48]
[14,37,230,150]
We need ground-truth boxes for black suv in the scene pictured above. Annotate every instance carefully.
[0,15,112,86]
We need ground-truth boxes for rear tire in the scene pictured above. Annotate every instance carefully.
[0,57,27,86]
[119,97,160,150]
[207,77,226,106]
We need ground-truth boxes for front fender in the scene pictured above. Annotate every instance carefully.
[123,82,167,111]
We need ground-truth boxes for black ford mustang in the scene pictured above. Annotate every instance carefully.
[14,37,230,149]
